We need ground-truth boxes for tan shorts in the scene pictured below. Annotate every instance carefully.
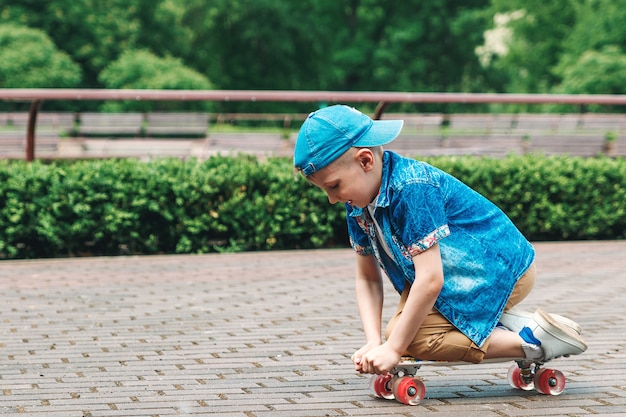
[384,263,536,363]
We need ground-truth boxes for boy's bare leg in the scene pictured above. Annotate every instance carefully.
[483,327,525,359]
[485,309,587,362]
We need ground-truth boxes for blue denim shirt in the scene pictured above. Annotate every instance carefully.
[347,151,535,347]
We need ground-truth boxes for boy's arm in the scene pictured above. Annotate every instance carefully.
[359,243,444,374]
[351,253,384,370]
[386,243,444,355]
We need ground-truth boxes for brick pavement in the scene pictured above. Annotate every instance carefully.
[0,241,625,417]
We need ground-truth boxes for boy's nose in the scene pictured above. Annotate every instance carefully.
[327,193,339,205]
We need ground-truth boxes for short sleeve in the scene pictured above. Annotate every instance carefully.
[346,206,373,256]
[392,182,450,256]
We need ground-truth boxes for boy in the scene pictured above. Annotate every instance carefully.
[293,105,587,375]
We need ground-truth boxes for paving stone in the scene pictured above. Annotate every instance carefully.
[0,242,624,416]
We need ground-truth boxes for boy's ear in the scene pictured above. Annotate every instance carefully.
[354,148,375,171]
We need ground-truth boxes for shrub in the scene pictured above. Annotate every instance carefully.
[0,154,623,259]
[98,49,213,112]
[0,23,82,88]
[427,154,626,240]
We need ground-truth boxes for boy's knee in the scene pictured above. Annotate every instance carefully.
[384,315,399,341]
[384,324,392,342]
[458,345,486,364]
[406,332,486,364]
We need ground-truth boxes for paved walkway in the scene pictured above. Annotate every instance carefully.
[1,241,625,416]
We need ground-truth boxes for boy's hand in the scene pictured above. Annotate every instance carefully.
[351,341,380,373]
[352,342,401,375]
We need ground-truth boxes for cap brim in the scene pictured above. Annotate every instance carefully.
[354,119,404,147]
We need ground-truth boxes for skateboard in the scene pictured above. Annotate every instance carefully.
[370,356,567,405]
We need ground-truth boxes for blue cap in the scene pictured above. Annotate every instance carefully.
[294,105,404,176]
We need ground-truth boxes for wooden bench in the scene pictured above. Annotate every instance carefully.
[6,112,75,133]
[0,112,74,158]
[77,113,143,137]
[0,130,26,157]
[526,133,607,156]
[144,112,209,138]
[513,114,561,133]
[3,111,624,159]
[206,132,293,158]
[490,114,517,133]
[387,132,444,155]
[445,133,522,157]
[448,114,493,134]
[381,113,444,132]
[554,114,582,133]
[80,138,198,159]
[579,114,626,133]
[213,113,308,129]
[0,131,60,158]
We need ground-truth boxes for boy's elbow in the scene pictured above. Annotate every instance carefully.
[413,270,444,298]
[428,271,444,297]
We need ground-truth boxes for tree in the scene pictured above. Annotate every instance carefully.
[552,0,626,103]
[477,0,577,94]
[0,0,497,113]
[557,0,626,61]
[0,0,189,89]
[180,0,492,113]
[553,46,626,112]
[326,0,491,95]
[0,24,81,88]
[181,1,326,88]
[556,46,626,95]
[98,49,213,111]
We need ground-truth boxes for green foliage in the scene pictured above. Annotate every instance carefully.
[1,0,154,88]
[0,155,624,259]
[555,46,626,96]
[479,1,576,96]
[98,49,213,112]
[549,0,626,108]
[0,0,495,113]
[0,156,347,259]
[426,154,626,240]
[179,0,328,114]
[0,23,82,88]
[481,0,626,108]
[1,0,626,110]
[558,0,626,61]
[357,1,490,95]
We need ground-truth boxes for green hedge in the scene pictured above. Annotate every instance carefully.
[0,154,624,259]
[428,155,625,240]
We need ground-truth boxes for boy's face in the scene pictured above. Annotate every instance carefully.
[307,148,380,208]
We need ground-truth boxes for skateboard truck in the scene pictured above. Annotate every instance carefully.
[370,357,567,405]
[508,359,566,395]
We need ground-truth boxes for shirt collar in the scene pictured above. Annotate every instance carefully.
[348,150,393,217]
[373,150,392,208]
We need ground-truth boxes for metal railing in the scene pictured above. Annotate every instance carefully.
[2,89,626,161]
